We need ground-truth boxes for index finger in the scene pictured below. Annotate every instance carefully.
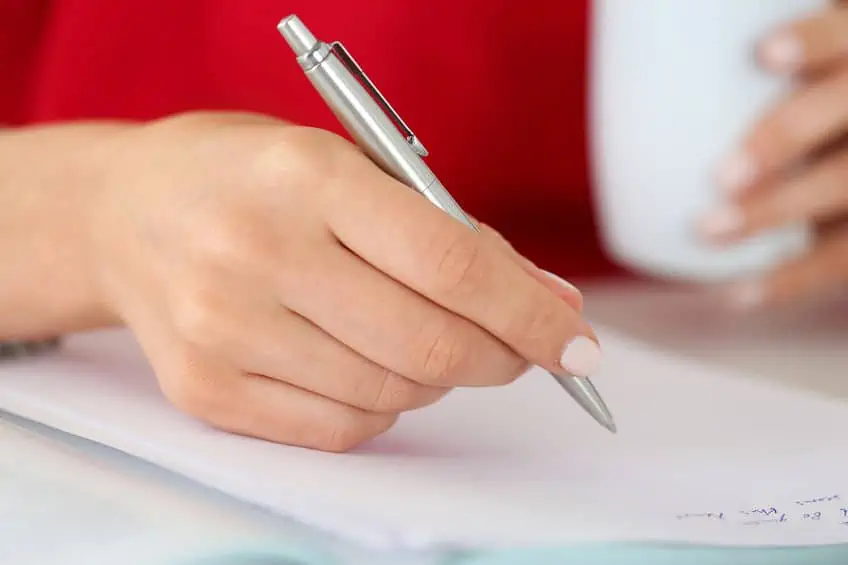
[323,164,601,379]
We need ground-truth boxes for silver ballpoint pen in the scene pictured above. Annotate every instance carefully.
[277,15,616,433]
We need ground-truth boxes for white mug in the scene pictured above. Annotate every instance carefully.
[589,0,825,282]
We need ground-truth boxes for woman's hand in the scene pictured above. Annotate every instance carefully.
[698,3,848,308]
[85,111,594,452]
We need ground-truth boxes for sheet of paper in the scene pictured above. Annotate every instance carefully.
[0,287,847,550]
[0,412,299,565]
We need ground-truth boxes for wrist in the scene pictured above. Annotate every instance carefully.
[0,121,135,339]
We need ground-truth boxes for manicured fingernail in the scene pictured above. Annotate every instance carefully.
[717,151,757,195]
[698,206,745,240]
[760,31,803,73]
[560,336,601,377]
[727,279,767,310]
[543,271,581,295]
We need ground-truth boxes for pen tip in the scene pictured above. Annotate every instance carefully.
[549,372,617,434]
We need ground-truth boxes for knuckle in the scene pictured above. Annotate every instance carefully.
[313,415,375,453]
[252,132,319,187]
[159,368,224,422]
[431,231,487,298]
[503,296,561,351]
[250,127,351,196]
[191,212,274,275]
[201,224,252,269]
[419,323,470,386]
[171,287,229,350]
[369,370,431,413]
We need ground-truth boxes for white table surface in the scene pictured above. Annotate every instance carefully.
[2,280,846,564]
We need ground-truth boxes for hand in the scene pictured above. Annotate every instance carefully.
[85,111,596,452]
[698,3,848,308]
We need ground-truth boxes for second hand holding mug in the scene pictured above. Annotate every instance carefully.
[590,0,826,282]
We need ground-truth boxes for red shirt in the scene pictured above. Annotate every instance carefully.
[0,0,623,279]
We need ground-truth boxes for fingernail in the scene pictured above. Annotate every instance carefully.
[726,279,767,310]
[760,31,803,73]
[543,270,581,295]
[717,151,757,195]
[560,336,601,377]
[698,206,745,240]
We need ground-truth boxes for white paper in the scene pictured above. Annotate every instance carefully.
[1,286,847,550]
[0,410,291,565]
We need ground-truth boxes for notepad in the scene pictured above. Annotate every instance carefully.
[0,285,847,551]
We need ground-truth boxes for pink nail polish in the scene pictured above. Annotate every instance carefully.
[560,336,601,377]
[698,207,745,239]
[717,152,757,195]
[760,31,803,73]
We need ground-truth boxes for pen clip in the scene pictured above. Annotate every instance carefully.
[330,41,428,158]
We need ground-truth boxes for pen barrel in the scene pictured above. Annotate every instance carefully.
[422,179,479,231]
[306,53,437,193]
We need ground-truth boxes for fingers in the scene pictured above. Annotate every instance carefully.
[757,7,848,75]
[715,67,848,196]
[476,222,584,312]
[161,350,397,453]
[174,294,449,413]
[442,213,584,311]
[127,305,396,452]
[325,174,601,379]
[158,251,450,413]
[699,150,848,243]
[718,6,848,196]
[276,242,530,388]
[701,6,848,280]
[723,222,848,309]
[244,310,450,414]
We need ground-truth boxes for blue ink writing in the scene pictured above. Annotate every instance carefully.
[676,512,725,521]
[678,495,848,529]
[740,507,779,517]
[743,513,788,526]
[795,495,840,507]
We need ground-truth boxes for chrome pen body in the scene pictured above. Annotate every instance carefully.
[278,15,615,433]
[279,16,473,227]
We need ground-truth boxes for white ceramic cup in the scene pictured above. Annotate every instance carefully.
[589,0,826,282]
